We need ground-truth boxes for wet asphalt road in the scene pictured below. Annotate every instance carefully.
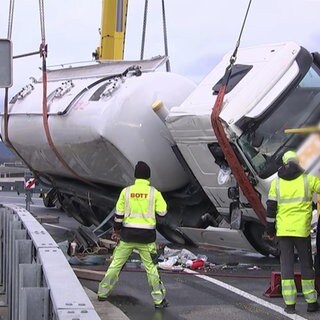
[1,192,320,320]
[81,251,318,320]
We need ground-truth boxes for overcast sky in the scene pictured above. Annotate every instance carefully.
[1,0,320,105]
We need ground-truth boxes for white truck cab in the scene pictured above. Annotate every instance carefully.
[166,42,320,255]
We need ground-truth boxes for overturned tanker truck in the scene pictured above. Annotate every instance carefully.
[2,42,320,256]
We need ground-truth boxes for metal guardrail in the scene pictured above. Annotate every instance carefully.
[0,203,101,320]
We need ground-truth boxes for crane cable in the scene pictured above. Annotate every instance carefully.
[140,0,171,72]
[38,1,103,189]
[3,0,15,145]
[7,0,15,39]
[161,0,171,72]
[38,0,47,55]
[38,0,57,186]
[210,0,267,226]
[3,0,53,188]
[140,0,148,60]
[229,0,253,66]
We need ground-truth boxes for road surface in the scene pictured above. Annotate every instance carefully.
[1,191,318,320]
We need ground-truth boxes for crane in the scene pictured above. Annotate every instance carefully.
[94,0,128,60]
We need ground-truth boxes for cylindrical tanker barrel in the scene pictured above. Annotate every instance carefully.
[3,70,196,192]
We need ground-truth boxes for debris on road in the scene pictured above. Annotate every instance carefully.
[62,234,267,275]
[158,246,208,270]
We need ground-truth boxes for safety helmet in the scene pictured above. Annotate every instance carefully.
[282,150,298,165]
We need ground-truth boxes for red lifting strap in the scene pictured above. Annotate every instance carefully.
[210,70,266,225]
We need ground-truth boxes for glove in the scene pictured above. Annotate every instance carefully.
[266,232,275,241]
[264,221,276,241]
[111,229,121,243]
[262,231,275,241]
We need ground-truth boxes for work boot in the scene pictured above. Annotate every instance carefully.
[155,299,169,309]
[307,302,319,312]
[284,304,296,314]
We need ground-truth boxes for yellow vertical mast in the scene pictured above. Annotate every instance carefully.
[95,0,128,60]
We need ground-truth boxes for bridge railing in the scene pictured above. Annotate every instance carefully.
[0,203,101,320]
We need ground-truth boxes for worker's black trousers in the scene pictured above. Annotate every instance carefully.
[278,236,315,279]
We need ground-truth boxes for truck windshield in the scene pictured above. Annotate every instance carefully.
[238,63,320,179]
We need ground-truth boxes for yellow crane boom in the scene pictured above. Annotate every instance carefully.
[95,0,128,60]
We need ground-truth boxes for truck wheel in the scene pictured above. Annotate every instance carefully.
[157,224,194,245]
[42,193,55,208]
[59,195,92,227]
[244,222,280,257]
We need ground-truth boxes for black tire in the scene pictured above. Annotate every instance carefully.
[42,193,55,208]
[157,224,194,246]
[59,195,92,227]
[244,222,280,257]
[68,210,92,227]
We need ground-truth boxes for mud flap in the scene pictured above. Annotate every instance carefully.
[178,226,257,252]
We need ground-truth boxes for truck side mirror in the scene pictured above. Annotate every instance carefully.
[0,39,13,88]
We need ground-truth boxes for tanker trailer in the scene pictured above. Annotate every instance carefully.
[1,58,221,242]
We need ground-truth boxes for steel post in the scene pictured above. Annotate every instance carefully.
[8,220,22,320]
[0,203,101,320]
[19,287,49,320]
[25,190,31,212]
[4,209,13,295]
[13,239,32,320]
[19,264,44,320]
[0,207,3,287]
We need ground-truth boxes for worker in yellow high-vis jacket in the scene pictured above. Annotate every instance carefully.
[97,161,169,308]
[266,150,320,314]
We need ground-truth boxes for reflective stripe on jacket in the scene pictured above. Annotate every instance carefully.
[115,179,167,230]
[268,174,320,237]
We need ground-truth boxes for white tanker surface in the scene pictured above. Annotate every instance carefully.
[4,63,196,192]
